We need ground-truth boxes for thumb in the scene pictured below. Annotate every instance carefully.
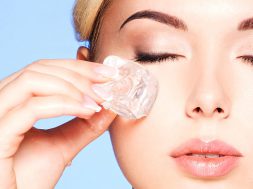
[47,107,117,164]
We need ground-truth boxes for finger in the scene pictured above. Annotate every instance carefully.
[0,58,116,90]
[47,108,117,165]
[0,69,23,89]
[0,70,87,118]
[37,59,117,82]
[25,63,107,104]
[0,95,98,158]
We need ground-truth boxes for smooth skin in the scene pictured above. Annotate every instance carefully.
[3,0,253,188]
[94,0,253,188]
[0,47,117,189]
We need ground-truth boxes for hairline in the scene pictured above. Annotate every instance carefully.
[89,0,112,61]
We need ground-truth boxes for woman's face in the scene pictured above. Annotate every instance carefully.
[93,0,253,188]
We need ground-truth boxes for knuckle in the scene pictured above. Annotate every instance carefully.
[69,71,83,83]
[69,88,84,102]
[24,62,38,71]
[55,96,77,110]
[27,97,40,111]
[32,59,46,65]
[18,70,37,83]
[88,122,105,135]
[55,96,76,114]
[61,81,83,101]
[25,59,50,70]
[86,116,106,134]
[21,98,37,119]
[74,91,84,103]
[61,80,76,92]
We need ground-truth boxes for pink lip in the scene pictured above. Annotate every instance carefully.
[170,138,243,178]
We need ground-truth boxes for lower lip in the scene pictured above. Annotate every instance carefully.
[173,155,240,178]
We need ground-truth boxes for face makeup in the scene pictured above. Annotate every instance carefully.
[95,55,159,119]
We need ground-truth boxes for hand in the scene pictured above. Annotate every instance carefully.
[0,59,117,189]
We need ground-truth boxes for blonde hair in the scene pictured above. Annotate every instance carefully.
[73,0,111,60]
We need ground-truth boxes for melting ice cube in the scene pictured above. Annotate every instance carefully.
[95,55,159,119]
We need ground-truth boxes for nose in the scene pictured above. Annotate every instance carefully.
[185,73,231,120]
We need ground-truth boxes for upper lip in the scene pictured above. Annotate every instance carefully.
[170,138,243,158]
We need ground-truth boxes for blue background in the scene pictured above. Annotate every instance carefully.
[0,0,131,188]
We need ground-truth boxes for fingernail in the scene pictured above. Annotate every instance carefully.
[91,84,113,101]
[83,95,102,112]
[93,65,118,78]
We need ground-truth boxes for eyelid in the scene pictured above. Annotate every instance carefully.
[237,55,253,65]
[133,51,185,64]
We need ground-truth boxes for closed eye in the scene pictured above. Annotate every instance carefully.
[133,52,184,64]
[238,55,253,65]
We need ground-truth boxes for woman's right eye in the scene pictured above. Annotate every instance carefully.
[238,55,253,65]
[133,52,184,64]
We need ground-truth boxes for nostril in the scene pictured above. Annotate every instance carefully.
[192,107,224,115]
[194,107,201,113]
[217,107,223,113]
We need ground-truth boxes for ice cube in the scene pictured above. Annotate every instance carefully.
[96,55,159,119]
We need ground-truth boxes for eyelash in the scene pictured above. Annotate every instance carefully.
[238,55,253,65]
[134,52,253,65]
[134,52,182,64]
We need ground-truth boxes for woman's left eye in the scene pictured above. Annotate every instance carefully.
[133,52,183,64]
[238,55,253,65]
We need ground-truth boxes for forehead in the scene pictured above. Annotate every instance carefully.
[103,0,253,34]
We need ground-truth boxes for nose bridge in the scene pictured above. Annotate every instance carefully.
[185,39,231,120]
[195,34,223,72]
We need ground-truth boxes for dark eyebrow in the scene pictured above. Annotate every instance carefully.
[238,17,253,31]
[119,10,188,31]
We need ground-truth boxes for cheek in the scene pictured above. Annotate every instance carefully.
[107,64,190,173]
[107,83,185,187]
[108,115,170,187]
